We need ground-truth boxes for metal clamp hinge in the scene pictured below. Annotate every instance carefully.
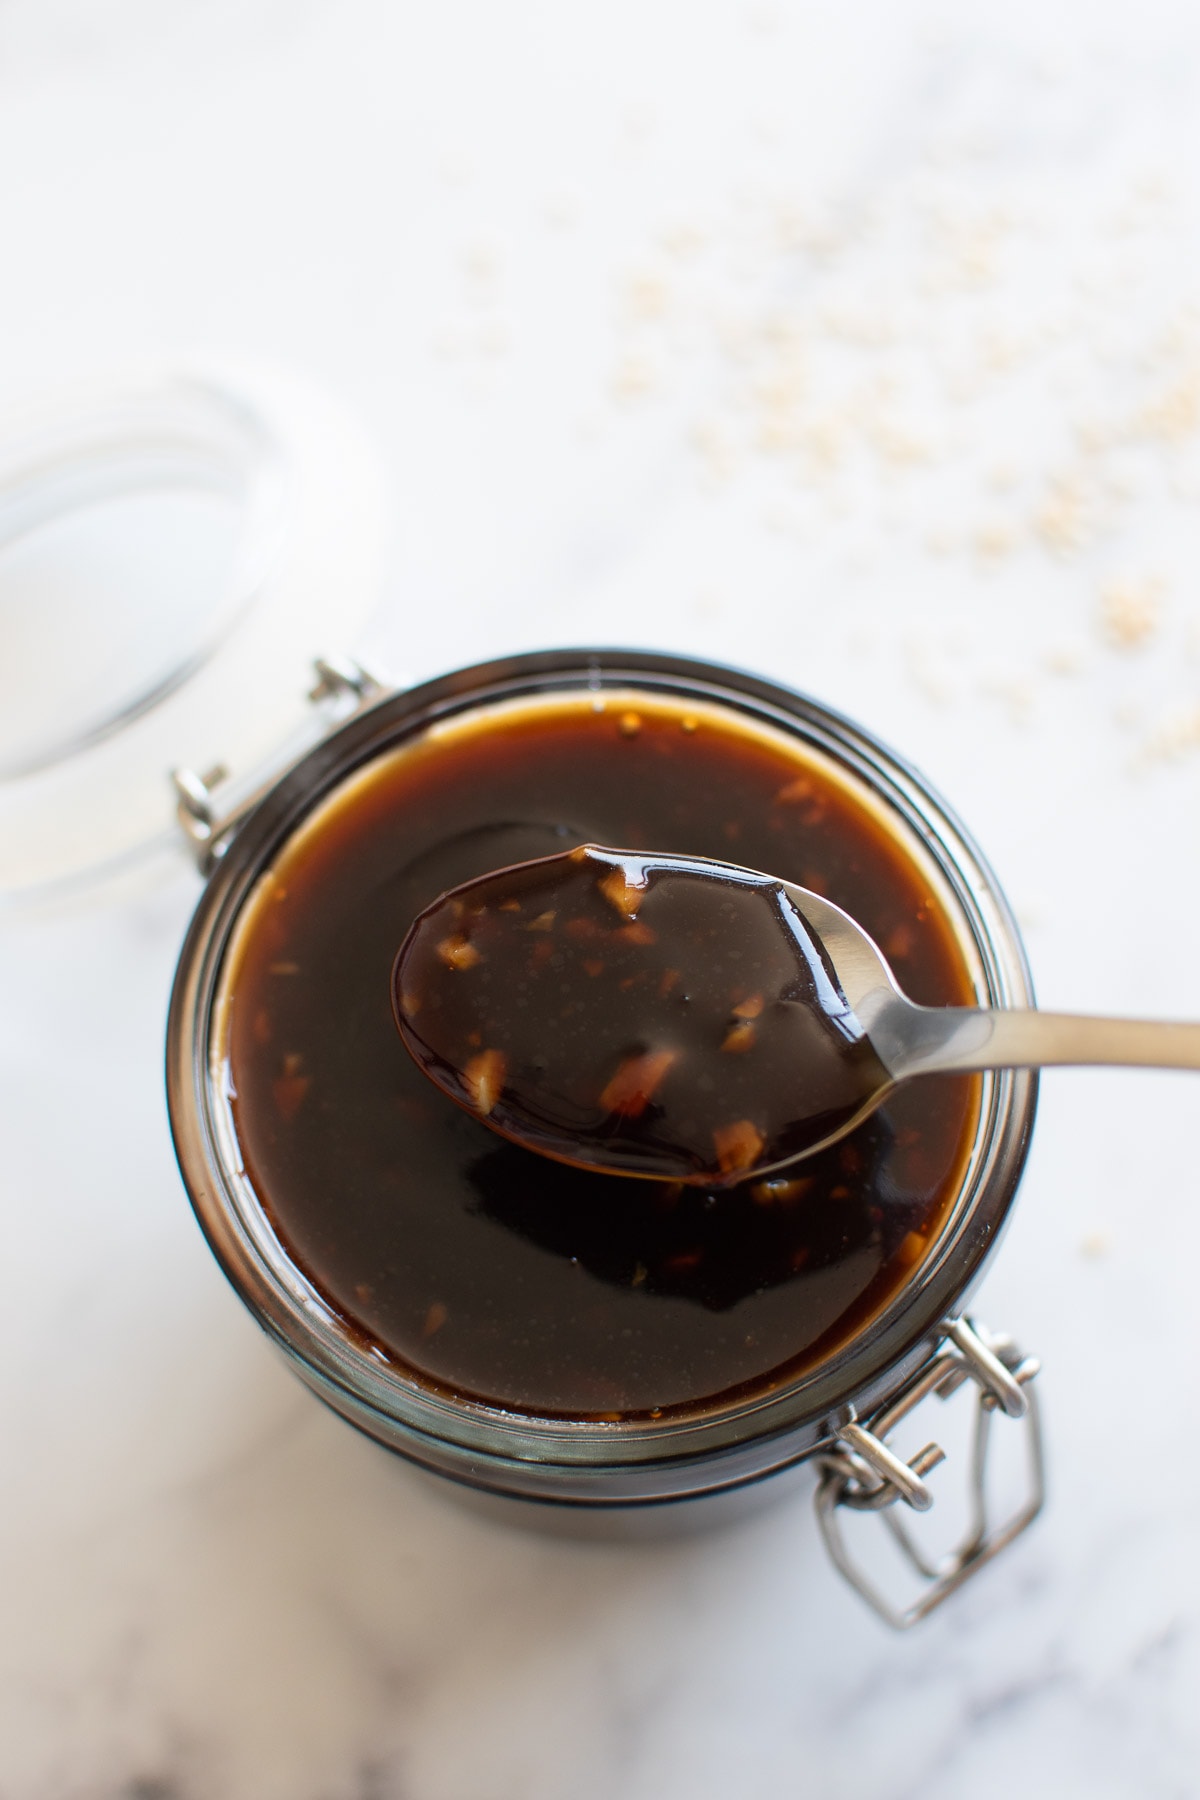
[815,1316,1044,1629]
[171,657,387,874]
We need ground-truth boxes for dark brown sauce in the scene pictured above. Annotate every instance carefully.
[221,690,980,1420]
[393,845,890,1183]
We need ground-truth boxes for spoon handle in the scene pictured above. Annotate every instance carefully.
[885,1005,1200,1080]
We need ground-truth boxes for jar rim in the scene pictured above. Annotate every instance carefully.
[168,649,1038,1496]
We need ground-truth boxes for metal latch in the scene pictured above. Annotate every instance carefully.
[171,656,386,873]
[815,1316,1044,1628]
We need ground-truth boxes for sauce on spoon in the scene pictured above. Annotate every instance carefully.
[392,844,890,1185]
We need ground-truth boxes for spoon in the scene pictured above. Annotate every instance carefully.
[392,844,1200,1187]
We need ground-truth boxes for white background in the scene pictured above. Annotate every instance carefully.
[1,2,1199,1794]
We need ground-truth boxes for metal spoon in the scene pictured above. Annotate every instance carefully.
[393,846,1200,1185]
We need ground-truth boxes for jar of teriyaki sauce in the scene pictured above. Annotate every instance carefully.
[167,648,1044,1628]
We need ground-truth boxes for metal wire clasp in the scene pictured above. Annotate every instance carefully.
[815,1316,1044,1628]
[172,657,386,873]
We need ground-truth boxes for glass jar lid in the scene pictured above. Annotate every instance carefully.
[0,360,387,898]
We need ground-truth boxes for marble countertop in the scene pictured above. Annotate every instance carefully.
[2,2,1199,1794]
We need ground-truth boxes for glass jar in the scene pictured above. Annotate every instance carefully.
[167,648,1045,1628]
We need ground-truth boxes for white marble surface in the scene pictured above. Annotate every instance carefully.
[3,2,1200,1793]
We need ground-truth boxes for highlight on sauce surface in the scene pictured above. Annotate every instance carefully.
[392,845,891,1185]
